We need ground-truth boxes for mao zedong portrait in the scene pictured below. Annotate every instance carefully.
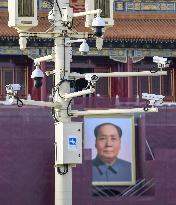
[92,123,132,182]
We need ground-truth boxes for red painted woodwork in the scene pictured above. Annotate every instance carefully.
[41,62,47,101]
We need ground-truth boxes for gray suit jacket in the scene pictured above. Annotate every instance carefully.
[92,156,132,182]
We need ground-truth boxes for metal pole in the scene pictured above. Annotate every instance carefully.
[53,1,72,204]
[68,71,167,78]
[71,107,158,116]
[54,37,72,205]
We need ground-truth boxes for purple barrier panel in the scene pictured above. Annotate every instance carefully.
[168,203,176,205]
[1,106,176,205]
[154,161,168,204]
[166,161,176,181]
[154,148,176,162]
[0,107,54,139]
[0,139,54,205]
[92,197,170,205]
[167,184,176,203]
[145,126,176,149]
[143,160,167,182]
[136,160,168,203]
[73,149,92,205]
[129,197,158,205]
[0,107,55,205]
[92,197,157,205]
[143,161,156,179]
[72,164,82,205]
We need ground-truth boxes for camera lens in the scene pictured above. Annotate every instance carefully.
[95,27,103,37]
[34,77,43,88]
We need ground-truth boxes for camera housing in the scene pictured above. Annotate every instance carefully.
[85,74,99,82]
[92,16,105,37]
[79,40,89,55]
[31,66,44,88]
[6,84,21,92]
[5,84,21,105]
[153,56,168,69]
[85,0,114,28]
[142,93,165,106]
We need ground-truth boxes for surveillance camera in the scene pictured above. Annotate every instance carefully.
[6,84,21,93]
[92,16,105,37]
[153,56,168,69]
[153,56,167,63]
[5,84,21,104]
[79,40,89,55]
[142,93,165,106]
[85,74,99,82]
[31,66,44,88]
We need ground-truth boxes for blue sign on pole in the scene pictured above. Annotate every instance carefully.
[68,136,77,150]
[69,137,76,145]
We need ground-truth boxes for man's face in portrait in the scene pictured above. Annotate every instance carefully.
[95,124,121,164]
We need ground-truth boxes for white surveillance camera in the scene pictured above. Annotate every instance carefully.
[142,93,165,106]
[85,0,114,28]
[85,74,99,82]
[153,56,168,69]
[92,16,105,37]
[5,84,21,105]
[6,84,21,93]
[79,40,89,55]
[153,56,167,63]
[31,66,44,88]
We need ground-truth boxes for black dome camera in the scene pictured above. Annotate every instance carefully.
[92,16,105,37]
[33,77,43,88]
[31,66,44,88]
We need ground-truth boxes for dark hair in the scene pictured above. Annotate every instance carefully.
[94,123,122,138]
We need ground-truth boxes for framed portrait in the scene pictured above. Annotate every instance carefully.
[84,115,136,186]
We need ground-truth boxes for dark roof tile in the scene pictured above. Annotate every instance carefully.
[1,11,176,41]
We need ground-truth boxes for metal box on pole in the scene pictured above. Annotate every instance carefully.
[55,122,82,165]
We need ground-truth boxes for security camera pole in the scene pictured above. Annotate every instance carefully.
[7,1,105,205]
[6,1,168,205]
[46,3,112,204]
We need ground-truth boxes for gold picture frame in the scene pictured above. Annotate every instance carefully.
[84,115,136,186]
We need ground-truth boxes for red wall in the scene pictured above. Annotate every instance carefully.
[0,106,176,205]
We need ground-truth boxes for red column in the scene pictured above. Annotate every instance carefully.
[41,62,47,101]
[127,56,133,98]
[28,63,33,98]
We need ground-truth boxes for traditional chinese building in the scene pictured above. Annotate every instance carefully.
[1,1,176,205]
[0,0,176,101]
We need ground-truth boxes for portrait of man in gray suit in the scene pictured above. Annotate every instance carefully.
[92,123,132,183]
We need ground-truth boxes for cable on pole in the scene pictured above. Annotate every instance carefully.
[56,0,62,17]
[10,94,24,107]
[57,165,68,175]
